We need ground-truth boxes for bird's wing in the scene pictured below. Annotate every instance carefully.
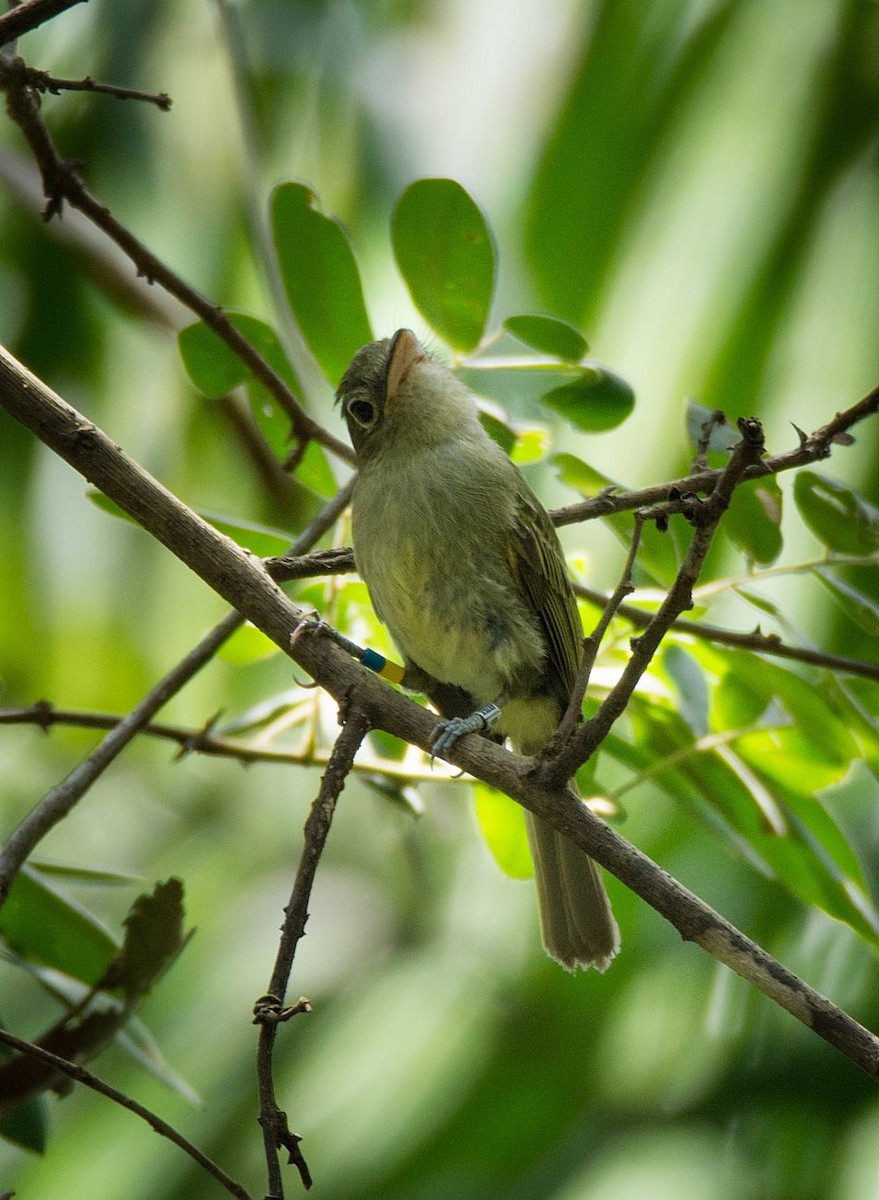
[506,484,583,704]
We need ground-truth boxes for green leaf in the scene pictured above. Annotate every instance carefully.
[295,441,337,498]
[814,566,879,635]
[503,314,588,363]
[725,475,783,564]
[196,510,293,557]
[0,866,118,987]
[217,621,280,665]
[178,312,298,400]
[472,784,532,879]
[391,178,495,352]
[87,490,295,558]
[793,470,879,555]
[539,367,634,432]
[100,879,188,1003]
[271,181,373,384]
[478,410,516,455]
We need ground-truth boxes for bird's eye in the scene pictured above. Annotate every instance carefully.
[347,397,378,429]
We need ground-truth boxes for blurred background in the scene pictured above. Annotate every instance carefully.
[1,1,879,1197]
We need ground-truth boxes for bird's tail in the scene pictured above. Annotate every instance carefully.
[525,809,619,972]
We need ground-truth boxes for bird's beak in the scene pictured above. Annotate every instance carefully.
[385,329,425,415]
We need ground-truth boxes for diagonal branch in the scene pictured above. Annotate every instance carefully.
[2,344,879,1078]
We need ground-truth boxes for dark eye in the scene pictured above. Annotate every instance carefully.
[347,398,378,429]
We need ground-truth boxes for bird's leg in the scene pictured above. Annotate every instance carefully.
[431,698,507,756]
[290,614,405,684]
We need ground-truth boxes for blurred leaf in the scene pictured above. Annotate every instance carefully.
[685,400,740,454]
[509,423,550,466]
[271,181,373,384]
[814,566,879,635]
[178,312,298,402]
[472,783,532,879]
[26,861,142,887]
[196,511,293,557]
[524,1,739,320]
[87,490,294,557]
[295,441,337,498]
[0,1065,47,1154]
[503,314,588,362]
[100,879,188,1004]
[391,178,495,352]
[217,621,281,665]
[116,1019,201,1105]
[627,698,878,945]
[0,866,118,988]
[539,367,634,432]
[793,470,879,555]
[478,410,516,454]
[662,645,709,737]
[725,476,783,564]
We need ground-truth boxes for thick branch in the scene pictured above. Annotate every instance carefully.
[2,346,878,1077]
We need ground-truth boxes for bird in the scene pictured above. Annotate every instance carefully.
[336,328,619,971]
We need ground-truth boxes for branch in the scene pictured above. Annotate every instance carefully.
[0,0,86,47]
[551,381,879,527]
[0,353,353,906]
[24,67,172,109]
[2,346,878,1078]
[253,711,369,1197]
[573,584,879,683]
[0,1027,253,1200]
[545,420,767,784]
[0,53,354,464]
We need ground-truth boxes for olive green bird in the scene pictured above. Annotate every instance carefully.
[336,329,619,971]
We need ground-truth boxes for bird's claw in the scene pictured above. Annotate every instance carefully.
[429,702,502,759]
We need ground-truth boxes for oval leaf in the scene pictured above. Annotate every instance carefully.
[793,470,879,555]
[391,178,495,352]
[271,182,373,384]
[540,367,634,432]
[725,476,783,565]
[0,865,118,986]
[504,314,588,363]
[178,312,298,400]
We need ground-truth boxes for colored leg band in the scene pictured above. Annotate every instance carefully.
[360,647,405,685]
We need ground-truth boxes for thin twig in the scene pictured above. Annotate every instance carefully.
[0,610,242,907]
[254,710,370,1197]
[26,67,172,109]
[0,1027,253,1200]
